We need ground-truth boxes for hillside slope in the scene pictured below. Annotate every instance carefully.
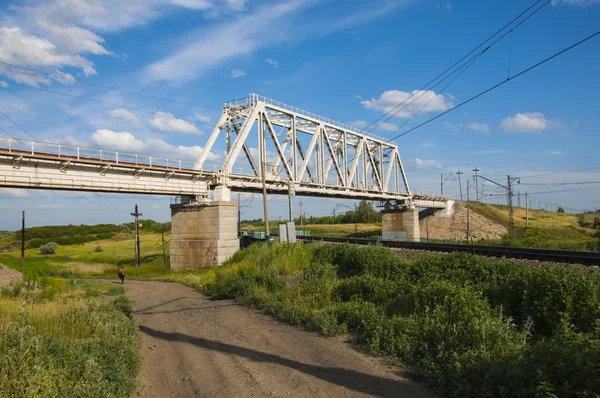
[420,204,507,241]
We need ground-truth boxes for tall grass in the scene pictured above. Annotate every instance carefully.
[192,242,600,397]
[0,279,139,397]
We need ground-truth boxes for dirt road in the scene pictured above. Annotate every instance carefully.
[125,280,436,398]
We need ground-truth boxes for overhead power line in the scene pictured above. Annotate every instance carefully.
[389,29,600,140]
[363,0,550,134]
[0,60,218,110]
[4,81,215,129]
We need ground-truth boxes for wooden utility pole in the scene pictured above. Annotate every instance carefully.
[466,181,471,201]
[130,204,142,269]
[21,211,25,271]
[456,170,463,201]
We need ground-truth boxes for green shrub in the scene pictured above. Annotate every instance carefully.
[95,245,103,252]
[39,242,58,255]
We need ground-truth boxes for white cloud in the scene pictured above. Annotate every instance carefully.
[466,122,490,133]
[89,129,221,162]
[149,112,201,135]
[151,204,162,209]
[547,150,564,155]
[349,120,368,129]
[230,69,247,78]
[195,114,212,123]
[264,58,279,68]
[552,0,600,5]
[0,188,29,198]
[443,122,463,132]
[0,27,96,86]
[499,112,555,133]
[361,90,454,118]
[375,122,398,132]
[421,141,436,148]
[145,0,407,83]
[37,204,67,209]
[108,108,140,124]
[437,1,452,10]
[0,81,7,88]
[404,158,443,172]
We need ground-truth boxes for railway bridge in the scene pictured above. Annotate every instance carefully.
[0,94,453,268]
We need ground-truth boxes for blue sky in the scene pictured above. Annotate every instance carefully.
[0,0,599,230]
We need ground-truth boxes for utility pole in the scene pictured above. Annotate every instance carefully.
[466,181,471,201]
[440,173,444,196]
[354,203,358,235]
[130,204,142,269]
[466,209,470,243]
[507,175,514,238]
[472,168,480,202]
[237,193,241,237]
[21,210,25,271]
[299,202,304,228]
[332,209,336,225]
[525,192,529,228]
[288,193,293,222]
[161,225,167,267]
[518,191,521,208]
[259,112,270,239]
[456,170,463,201]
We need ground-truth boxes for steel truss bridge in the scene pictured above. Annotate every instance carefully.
[0,94,450,209]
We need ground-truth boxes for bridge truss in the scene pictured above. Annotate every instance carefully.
[196,94,421,204]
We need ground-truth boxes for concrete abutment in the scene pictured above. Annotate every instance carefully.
[382,208,421,242]
[170,201,240,269]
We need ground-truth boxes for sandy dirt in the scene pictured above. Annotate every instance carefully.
[420,204,507,241]
[125,280,436,398]
[0,263,22,287]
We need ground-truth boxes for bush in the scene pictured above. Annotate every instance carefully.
[39,242,58,254]
[95,245,103,252]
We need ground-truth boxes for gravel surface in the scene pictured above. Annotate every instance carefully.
[125,280,436,398]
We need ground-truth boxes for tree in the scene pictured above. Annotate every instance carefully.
[355,200,378,223]
[557,207,565,213]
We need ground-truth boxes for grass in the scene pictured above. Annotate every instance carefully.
[182,242,600,398]
[247,222,382,238]
[0,278,139,397]
[468,202,600,250]
[0,231,171,280]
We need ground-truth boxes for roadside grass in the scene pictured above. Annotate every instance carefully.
[0,278,139,397]
[189,242,600,398]
[247,223,382,238]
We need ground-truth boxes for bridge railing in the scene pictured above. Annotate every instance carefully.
[0,136,227,172]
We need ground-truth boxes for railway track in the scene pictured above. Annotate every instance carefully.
[298,236,600,266]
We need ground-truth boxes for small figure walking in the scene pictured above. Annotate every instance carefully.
[118,265,125,284]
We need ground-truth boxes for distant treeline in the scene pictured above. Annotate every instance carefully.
[242,200,382,226]
[9,220,171,248]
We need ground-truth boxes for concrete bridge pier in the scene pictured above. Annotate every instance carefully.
[170,194,239,269]
[382,208,421,242]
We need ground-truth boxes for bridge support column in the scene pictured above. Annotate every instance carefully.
[382,208,420,242]
[170,201,239,269]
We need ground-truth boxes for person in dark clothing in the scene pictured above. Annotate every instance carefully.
[118,266,125,284]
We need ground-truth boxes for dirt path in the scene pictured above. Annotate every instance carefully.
[125,280,436,398]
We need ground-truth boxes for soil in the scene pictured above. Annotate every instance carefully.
[420,204,507,241]
[125,280,437,398]
[0,263,22,287]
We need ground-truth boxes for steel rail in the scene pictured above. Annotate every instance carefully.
[298,236,600,266]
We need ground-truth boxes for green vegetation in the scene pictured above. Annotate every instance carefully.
[0,278,139,397]
[468,202,600,251]
[179,243,600,397]
[39,241,59,254]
